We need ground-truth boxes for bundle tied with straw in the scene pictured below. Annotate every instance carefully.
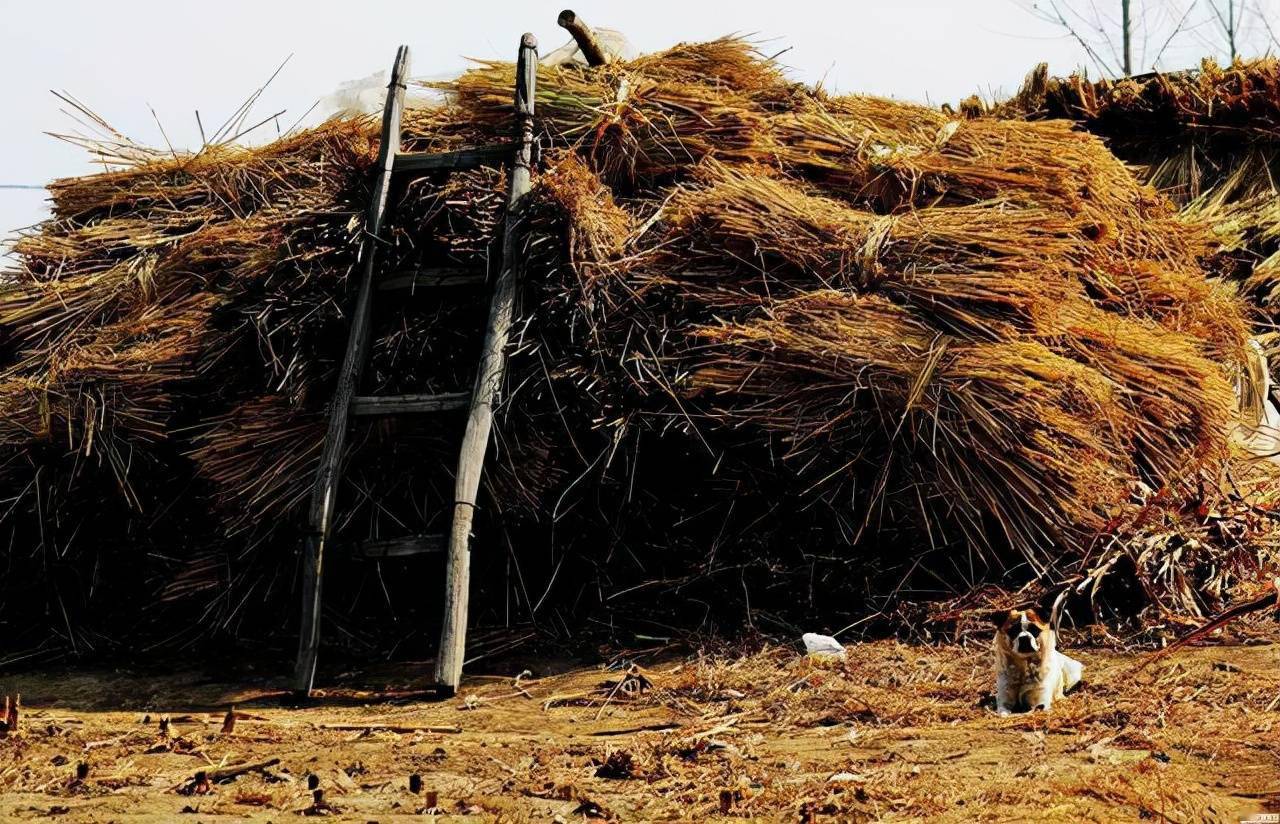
[992,58,1280,330]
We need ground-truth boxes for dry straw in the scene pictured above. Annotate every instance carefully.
[0,38,1271,642]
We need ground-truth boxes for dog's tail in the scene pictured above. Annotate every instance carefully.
[1048,587,1071,635]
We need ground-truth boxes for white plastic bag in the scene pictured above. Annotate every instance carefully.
[540,29,635,67]
[319,71,445,119]
[801,632,845,658]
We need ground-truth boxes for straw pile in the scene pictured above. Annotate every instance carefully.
[991,59,1280,322]
[0,39,1263,652]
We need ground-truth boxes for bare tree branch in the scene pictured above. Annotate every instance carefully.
[1040,0,1124,75]
[1152,1,1201,66]
[1203,0,1251,60]
[1018,0,1266,76]
[1255,2,1280,50]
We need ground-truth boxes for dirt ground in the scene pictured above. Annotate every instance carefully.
[0,635,1277,823]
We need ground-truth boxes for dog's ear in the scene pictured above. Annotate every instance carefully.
[1036,588,1071,633]
[982,608,1013,628]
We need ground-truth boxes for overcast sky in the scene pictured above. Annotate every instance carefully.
[1,0,1272,250]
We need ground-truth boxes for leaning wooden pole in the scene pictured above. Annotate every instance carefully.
[557,10,611,66]
[1133,578,1280,673]
[435,33,538,692]
[293,46,410,695]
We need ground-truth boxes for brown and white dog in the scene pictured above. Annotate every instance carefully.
[994,607,1083,715]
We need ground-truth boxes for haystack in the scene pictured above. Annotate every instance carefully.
[0,38,1264,654]
[993,59,1280,324]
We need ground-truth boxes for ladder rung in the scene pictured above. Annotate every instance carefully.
[355,534,444,559]
[393,144,515,175]
[379,266,486,292]
[351,391,470,416]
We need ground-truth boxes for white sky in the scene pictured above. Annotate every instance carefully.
[0,0,1271,249]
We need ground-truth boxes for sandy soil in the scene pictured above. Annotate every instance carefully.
[0,637,1276,823]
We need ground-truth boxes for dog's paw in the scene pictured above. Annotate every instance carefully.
[996,707,1011,717]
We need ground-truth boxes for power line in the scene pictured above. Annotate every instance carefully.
[0,185,45,190]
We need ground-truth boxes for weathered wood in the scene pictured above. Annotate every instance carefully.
[351,392,469,416]
[1134,577,1280,672]
[393,144,514,175]
[590,722,682,737]
[294,45,411,696]
[0,694,16,733]
[379,267,486,292]
[435,33,539,693]
[206,758,281,783]
[557,10,611,66]
[355,534,445,559]
[319,722,462,734]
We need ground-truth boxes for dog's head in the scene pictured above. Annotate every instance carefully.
[994,608,1054,659]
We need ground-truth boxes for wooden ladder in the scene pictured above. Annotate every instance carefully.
[293,33,539,696]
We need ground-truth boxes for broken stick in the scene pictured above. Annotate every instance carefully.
[319,722,461,734]
[177,758,280,795]
[205,757,281,783]
[557,10,612,66]
[1,693,18,732]
[1135,578,1280,672]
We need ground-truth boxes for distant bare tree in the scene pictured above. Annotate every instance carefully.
[1021,0,1128,76]
[1198,0,1276,59]
[1212,0,1241,57]
[1019,0,1274,76]
[1258,3,1280,47]
[1123,0,1134,72]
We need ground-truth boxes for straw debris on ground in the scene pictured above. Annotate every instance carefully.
[1,635,1277,822]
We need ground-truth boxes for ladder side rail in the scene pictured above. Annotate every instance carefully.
[293,45,412,695]
[434,33,538,692]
